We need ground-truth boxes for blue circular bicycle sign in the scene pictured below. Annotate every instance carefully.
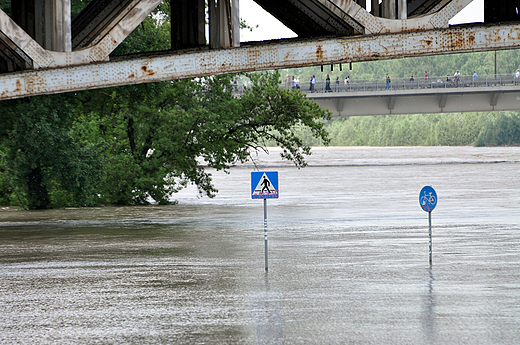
[419,186,437,212]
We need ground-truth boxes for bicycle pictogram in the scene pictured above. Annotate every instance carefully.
[420,192,436,206]
[419,186,437,212]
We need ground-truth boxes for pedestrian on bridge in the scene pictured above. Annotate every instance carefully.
[325,74,332,92]
[514,70,520,85]
[424,71,428,81]
[454,71,460,87]
[310,75,316,92]
[385,73,391,90]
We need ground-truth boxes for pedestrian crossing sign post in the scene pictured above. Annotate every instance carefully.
[251,172,279,199]
[251,171,278,272]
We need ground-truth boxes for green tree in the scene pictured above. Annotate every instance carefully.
[76,71,330,205]
[475,112,520,146]
[1,95,103,209]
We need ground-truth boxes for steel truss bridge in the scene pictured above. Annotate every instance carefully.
[1,0,520,101]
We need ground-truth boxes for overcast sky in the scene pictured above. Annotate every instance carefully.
[239,0,484,42]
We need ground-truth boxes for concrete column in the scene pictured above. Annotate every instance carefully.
[231,0,239,48]
[398,0,407,19]
[218,0,229,47]
[209,0,219,49]
[44,0,53,49]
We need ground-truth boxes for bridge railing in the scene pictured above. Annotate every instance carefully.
[228,74,520,96]
[288,74,520,94]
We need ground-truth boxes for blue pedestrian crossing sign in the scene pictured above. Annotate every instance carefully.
[251,172,279,199]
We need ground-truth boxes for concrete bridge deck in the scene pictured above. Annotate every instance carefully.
[304,74,520,116]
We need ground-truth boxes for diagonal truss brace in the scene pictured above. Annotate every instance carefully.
[0,0,162,70]
[328,0,473,34]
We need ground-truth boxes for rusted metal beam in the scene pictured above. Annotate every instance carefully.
[209,0,240,49]
[1,22,520,100]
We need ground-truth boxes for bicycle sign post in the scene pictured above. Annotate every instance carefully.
[419,186,437,266]
[251,172,279,272]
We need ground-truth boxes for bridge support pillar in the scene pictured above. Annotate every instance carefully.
[209,0,240,49]
[171,0,206,50]
[382,0,396,19]
[48,0,71,52]
[382,0,397,19]
[398,0,407,19]
[371,0,380,17]
[12,0,71,52]
[490,92,499,107]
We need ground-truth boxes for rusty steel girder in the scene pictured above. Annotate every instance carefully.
[2,22,520,100]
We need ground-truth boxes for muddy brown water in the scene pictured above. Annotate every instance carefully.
[1,147,520,344]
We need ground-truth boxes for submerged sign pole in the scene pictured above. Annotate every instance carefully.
[428,211,432,266]
[419,186,437,266]
[264,198,268,271]
[251,172,279,272]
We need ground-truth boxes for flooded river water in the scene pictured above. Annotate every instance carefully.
[1,146,520,344]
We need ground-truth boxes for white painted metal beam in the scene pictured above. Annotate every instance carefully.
[1,22,520,100]
[0,0,162,69]
[329,0,472,34]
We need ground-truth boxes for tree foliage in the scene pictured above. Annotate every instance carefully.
[1,95,103,209]
[0,72,329,208]
[74,71,330,205]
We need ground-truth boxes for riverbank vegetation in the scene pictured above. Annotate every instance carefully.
[291,111,520,147]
